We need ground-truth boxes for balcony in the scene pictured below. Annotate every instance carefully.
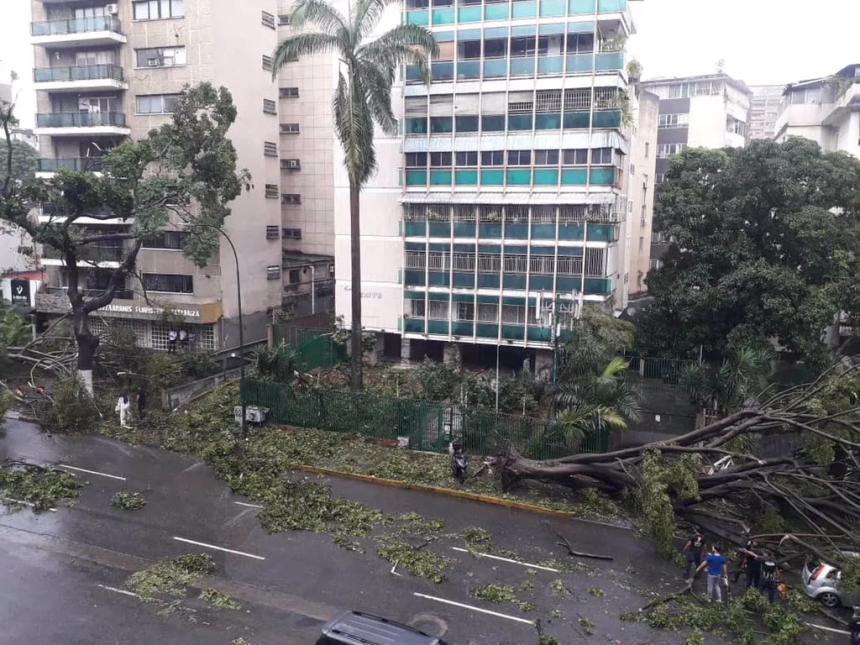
[31,16,126,48]
[34,112,130,137]
[34,64,127,92]
[42,244,125,268]
[37,157,104,177]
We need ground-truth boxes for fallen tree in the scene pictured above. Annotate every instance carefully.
[492,364,860,572]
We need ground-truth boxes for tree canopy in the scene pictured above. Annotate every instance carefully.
[0,83,249,393]
[638,138,860,367]
[0,139,37,182]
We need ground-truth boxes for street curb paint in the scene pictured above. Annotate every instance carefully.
[294,465,576,518]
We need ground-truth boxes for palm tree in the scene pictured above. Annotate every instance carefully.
[680,347,772,416]
[272,0,437,392]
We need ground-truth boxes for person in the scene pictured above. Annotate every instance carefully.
[178,329,189,352]
[136,387,147,419]
[737,541,763,590]
[115,394,132,427]
[759,551,780,604]
[683,529,707,579]
[697,544,728,603]
[168,329,178,354]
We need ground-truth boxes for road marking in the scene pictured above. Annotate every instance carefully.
[390,561,402,577]
[58,464,126,481]
[450,547,560,572]
[173,536,266,561]
[2,498,57,512]
[806,623,850,635]
[233,501,264,509]
[97,584,140,599]
[413,593,535,625]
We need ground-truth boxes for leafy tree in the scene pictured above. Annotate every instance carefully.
[272,0,437,392]
[638,138,860,367]
[0,83,250,394]
[0,139,37,181]
[680,347,772,416]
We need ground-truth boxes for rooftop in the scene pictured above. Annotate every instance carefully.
[641,72,752,96]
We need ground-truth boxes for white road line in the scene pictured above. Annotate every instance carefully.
[2,498,57,512]
[233,501,264,509]
[58,464,126,481]
[413,593,535,626]
[173,536,266,561]
[450,547,560,572]
[806,623,850,635]
[390,561,402,577]
[97,584,140,599]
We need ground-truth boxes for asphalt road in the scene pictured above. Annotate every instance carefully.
[0,417,847,644]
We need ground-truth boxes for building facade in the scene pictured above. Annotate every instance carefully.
[748,84,784,140]
[332,0,639,366]
[28,0,333,350]
[640,73,751,270]
[625,88,657,299]
[774,64,860,159]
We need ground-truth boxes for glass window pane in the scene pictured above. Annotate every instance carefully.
[455,116,479,132]
[482,115,505,132]
[172,0,184,16]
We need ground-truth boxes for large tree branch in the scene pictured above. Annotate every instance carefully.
[82,239,143,314]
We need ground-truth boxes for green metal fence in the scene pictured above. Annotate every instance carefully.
[270,325,346,372]
[241,379,610,458]
[272,324,330,348]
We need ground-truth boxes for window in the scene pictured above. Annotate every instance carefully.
[645,142,650,158]
[592,148,613,165]
[452,252,475,271]
[142,230,187,250]
[283,228,302,239]
[658,113,690,129]
[649,259,663,270]
[656,173,665,184]
[266,225,280,239]
[136,94,180,115]
[481,151,504,166]
[262,55,274,72]
[638,237,644,250]
[282,193,302,204]
[456,302,474,321]
[430,152,452,167]
[265,184,279,199]
[405,152,427,167]
[428,251,449,270]
[501,305,526,325]
[455,116,479,132]
[278,14,291,25]
[281,123,300,134]
[267,266,281,280]
[280,87,299,99]
[135,46,186,68]
[262,11,275,29]
[77,50,116,66]
[563,149,588,165]
[477,303,498,323]
[429,300,450,320]
[281,158,301,170]
[656,143,687,158]
[288,269,301,284]
[507,150,531,166]
[456,151,477,166]
[405,250,426,269]
[133,0,184,20]
[534,150,559,165]
[264,142,278,157]
[263,99,277,115]
[410,300,426,317]
[142,273,193,294]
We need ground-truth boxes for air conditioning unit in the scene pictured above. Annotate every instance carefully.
[105,4,119,14]
[287,159,300,169]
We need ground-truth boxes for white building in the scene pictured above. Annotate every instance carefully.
[775,64,860,158]
[333,0,641,366]
[748,84,785,140]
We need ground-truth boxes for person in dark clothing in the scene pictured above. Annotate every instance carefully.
[743,549,779,603]
[136,388,147,419]
[737,541,762,589]
[683,529,707,579]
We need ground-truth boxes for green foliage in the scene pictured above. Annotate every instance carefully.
[549,579,570,595]
[680,347,773,414]
[558,307,634,380]
[0,306,30,353]
[635,450,700,558]
[639,138,860,367]
[0,139,38,181]
[126,553,216,600]
[111,491,147,510]
[198,587,241,610]
[472,583,518,603]
[376,535,451,583]
[34,376,100,434]
[252,343,299,383]
[0,463,82,511]
[0,392,11,436]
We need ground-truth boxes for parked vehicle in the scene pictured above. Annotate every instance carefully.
[315,611,446,645]
[449,441,467,483]
[802,558,860,608]
[851,606,860,645]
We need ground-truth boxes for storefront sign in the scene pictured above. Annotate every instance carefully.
[10,279,30,305]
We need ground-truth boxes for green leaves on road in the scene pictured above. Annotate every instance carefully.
[111,491,147,511]
[126,553,216,600]
[0,461,82,511]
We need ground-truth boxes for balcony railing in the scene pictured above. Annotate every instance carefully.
[34,64,124,83]
[43,245,125,263]
[36,112,127,128]
[43,285,135,300]
[38,157,104,173]
[31,16,122,37]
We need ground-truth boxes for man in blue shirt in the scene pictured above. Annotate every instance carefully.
[696,544,728,602]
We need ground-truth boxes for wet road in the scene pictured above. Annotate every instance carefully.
[0,417,845,644]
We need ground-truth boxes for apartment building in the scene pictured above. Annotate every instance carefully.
[640,73,751,270]
[774,63,860,158]
[330,0,638,367]
[748,84,784,140]
[27,0,321,351]
[625,88,657,299]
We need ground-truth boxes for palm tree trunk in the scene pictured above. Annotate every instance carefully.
[349,179,364,392]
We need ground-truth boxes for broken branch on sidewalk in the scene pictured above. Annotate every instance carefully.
[542,521,613,561]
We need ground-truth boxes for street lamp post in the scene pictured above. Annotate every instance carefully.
[193,224,246,437]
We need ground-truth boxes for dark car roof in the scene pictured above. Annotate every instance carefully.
[321,611,440,645]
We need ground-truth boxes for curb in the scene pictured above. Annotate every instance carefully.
[294,464,576,518]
